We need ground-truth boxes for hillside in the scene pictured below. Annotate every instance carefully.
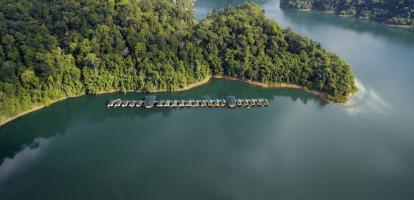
[0,0,356,124]
[280,0,414,27]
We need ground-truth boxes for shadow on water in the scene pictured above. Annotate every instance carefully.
[280,9,414,46]
[0,79,324,165]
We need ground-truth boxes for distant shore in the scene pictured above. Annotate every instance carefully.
[0,75,354,127]
[295,9,413,29]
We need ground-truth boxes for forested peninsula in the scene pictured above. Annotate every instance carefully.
[0,0,356,125]
[280,0,414,27]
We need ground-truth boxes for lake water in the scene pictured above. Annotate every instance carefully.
[1,0,414,199]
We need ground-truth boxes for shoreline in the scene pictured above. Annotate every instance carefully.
[0,93,86,127]
[0,75,355,127]
[0,76,213,127]
[213,76,354,105]
[285,8,413,29]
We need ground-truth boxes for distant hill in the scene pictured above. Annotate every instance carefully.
[280,0,414,27]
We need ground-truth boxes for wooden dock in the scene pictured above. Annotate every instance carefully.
[107,96,268,109]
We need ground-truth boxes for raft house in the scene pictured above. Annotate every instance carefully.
[107,96,269,109]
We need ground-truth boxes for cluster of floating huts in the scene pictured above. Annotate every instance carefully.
[107,96,268,109]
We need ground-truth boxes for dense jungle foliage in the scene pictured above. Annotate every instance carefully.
[280,0,414,26]
[0,0,356,123]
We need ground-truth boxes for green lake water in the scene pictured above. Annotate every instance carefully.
[1,0,414,199]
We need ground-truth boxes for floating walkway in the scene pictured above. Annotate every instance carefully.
[107,96,269,109]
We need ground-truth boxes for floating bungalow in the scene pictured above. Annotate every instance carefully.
[201,100,207,107]
[226,96,236,108]
[157,100,166,108]
[214,100,219,107]
[194,100,201,107]
[144,95,156,108]
[263,99,269,107]
[184,100,191,107]
[245,99,253,107]
[165,100,172,107]
[128,101,137,108]
[114,100,122,108]
[107,99,121,108]
[136,100,143,108]
[236,99,242,107]
[251,99,257,106]
[256,99,263,107]
[121,100,129,108]
[107,95,269,109]
[178,100,185,108]
[207,100,213,107]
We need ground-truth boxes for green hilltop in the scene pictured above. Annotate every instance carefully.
[0,0,356,124]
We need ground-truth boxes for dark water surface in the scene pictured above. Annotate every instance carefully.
[1,0,414,199]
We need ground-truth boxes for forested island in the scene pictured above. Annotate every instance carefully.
[0,0,356,125]
[280,0,414,27]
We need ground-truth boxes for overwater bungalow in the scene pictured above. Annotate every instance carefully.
[236,99,242,107]
[258,98,268,107]
[194,100,201,107]
[115,100,123,108]
[184,100,191,107]
[144,95,156,108]
[212,99,219,107]
[263,99,269,107]
[256,99,264,107]
[226,96,236,108]
[121,100,130,107]
[217,99,224,107]
[222,99,227,106]
[171,100,178,107]
[136,100,143,108]
[240,99,247,107]
[107,96,269,109]
[188,100,196,107]
[207,100,214,107]
[201,100,207,107]
[251,99,258,107]
[165,100,172,107]
[178,100,185,108]
[128,101,137,108]
[107,99,121,108]
[156,100,165,108]
[245,99,253,107]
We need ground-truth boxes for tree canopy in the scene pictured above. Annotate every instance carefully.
[0,0,356,124]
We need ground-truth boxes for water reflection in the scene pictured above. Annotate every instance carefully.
[0,79,324,165]
[0,137,54,184]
